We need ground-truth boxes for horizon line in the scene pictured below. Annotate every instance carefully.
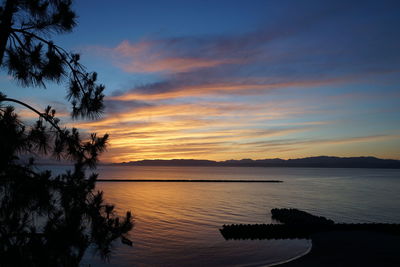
[105,155,400,164]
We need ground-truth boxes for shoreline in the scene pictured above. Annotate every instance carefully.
[265,243,312,267]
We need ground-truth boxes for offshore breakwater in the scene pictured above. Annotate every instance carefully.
[97,179,283,182]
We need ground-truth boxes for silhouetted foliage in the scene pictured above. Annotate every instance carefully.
[0,1,133,266]
[0,0,104,119]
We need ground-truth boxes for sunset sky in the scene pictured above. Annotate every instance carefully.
[2,0,400,162]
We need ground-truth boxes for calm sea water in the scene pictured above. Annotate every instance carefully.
[48,166,400,266]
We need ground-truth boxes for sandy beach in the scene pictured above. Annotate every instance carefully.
[278,230,400,267]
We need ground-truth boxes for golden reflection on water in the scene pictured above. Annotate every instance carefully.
[91,179,309,266]
[82,166,400,266]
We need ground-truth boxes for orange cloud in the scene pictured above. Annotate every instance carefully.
[119,57,237,73]
[109,79,339,101]
[108,40,240,73]
[76,20,400,162]
[101,133,400,163]
[71,97,332,162]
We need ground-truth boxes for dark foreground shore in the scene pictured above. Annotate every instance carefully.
[277,230,400,267]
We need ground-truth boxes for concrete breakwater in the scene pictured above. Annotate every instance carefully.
[220,222,400,240]
[220,208,400,240]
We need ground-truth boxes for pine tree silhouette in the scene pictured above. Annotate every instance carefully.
[0,1,133,265]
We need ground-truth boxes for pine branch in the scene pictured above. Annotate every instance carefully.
[1,97,62,133]
[11,28,86,95]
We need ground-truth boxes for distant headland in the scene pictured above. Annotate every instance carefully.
[108,156,400,169]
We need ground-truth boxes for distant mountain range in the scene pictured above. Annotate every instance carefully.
[109,156,400,169]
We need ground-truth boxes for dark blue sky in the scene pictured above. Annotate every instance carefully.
[2,0,400,162]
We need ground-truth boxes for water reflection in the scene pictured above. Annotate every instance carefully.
[84,181,309,266]
[78,166,400,266]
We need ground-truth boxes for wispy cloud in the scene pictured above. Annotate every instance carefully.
[71,97,340,162]
[81,90,399,162]
[109,77,346,101]
[113,40,240,73]
[77,1,400,162]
